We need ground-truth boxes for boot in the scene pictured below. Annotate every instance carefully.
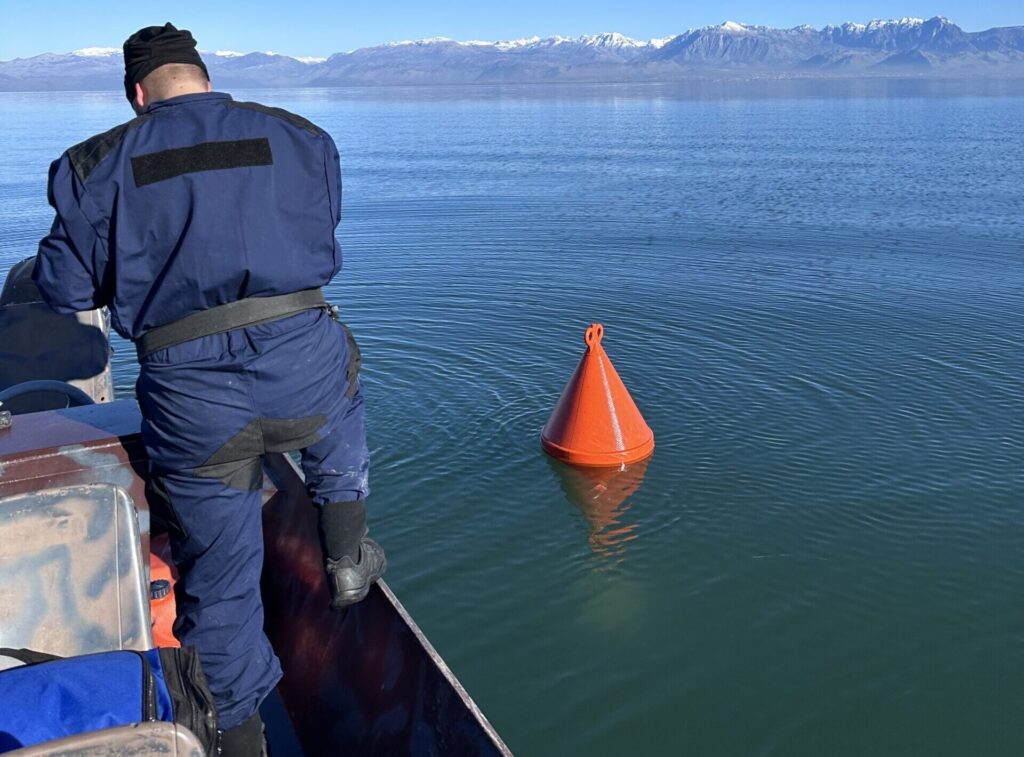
[325,537,387,609]
[317,500,386,609]
[217,711,267,756]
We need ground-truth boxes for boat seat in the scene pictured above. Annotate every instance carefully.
[0,257,111,414]
[4,722,205,756]
[0,484,153,656]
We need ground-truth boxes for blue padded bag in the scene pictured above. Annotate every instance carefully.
[0,647,216,753]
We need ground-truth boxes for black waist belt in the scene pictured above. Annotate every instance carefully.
[135,288,327,360]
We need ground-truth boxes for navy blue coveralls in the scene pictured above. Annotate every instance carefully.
[33,92,368,729]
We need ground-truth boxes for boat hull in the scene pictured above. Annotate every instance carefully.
[0,401,511,756]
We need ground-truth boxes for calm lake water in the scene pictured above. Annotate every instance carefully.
[1,81,1022,756]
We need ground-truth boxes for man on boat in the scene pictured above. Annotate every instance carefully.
[31,22,385,755]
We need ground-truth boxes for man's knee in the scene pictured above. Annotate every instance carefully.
[304,456,369,506]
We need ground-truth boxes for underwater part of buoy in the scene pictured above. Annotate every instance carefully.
[541,323,654,467]
[550,456,650,556]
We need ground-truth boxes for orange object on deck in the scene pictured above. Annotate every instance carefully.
[149,532,180,648]
[541,323,654,467]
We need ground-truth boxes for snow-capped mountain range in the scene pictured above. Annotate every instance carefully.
[2,17,1023,91]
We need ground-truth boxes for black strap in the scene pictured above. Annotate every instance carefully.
[0,647,63,666]
[136,288,327,360]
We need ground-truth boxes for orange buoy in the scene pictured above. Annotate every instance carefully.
[541,323,654,467]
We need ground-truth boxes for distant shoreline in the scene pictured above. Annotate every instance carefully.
[4,76,1024,99]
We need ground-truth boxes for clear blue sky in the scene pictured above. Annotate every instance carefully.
[1,0,1021,60]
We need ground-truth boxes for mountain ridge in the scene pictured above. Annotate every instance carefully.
[3,17,1024,91]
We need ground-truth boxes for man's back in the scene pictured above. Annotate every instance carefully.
[34,92,342,341]
[30,25,384,753]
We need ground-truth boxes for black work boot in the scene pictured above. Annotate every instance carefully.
[218,711,267,756]
[325,537,387,609]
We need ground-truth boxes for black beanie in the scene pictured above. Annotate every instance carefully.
[122,22,210,101]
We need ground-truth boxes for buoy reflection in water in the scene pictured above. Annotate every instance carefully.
[549,457,650,560]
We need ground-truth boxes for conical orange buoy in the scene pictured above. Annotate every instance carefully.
[541,323,654,467]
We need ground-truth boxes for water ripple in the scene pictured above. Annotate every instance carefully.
[2,88,1023,757]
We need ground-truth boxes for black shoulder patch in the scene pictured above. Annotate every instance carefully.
[67,112,157,183]
[227,100,324,136]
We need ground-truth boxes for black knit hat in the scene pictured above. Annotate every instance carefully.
[123,22,209,101]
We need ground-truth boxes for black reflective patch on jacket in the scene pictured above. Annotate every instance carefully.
[68,112,157,183]
[131,138,273,187]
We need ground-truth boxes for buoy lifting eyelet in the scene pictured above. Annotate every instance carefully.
[584,323,604,351]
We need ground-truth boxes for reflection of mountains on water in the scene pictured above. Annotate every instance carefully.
[550,457,650,560]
